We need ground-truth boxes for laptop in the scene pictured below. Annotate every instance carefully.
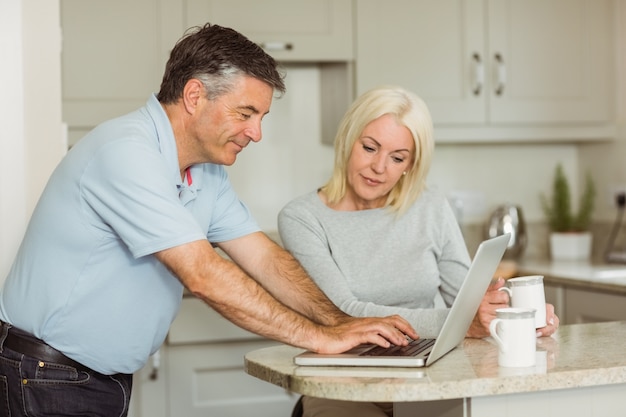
[294,233,511,368]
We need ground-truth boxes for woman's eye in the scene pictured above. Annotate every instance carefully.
[363,145,375,153]
[392,156,405,163]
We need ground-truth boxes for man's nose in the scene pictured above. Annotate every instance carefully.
[245,120,262,143]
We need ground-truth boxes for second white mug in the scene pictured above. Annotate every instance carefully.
[490,307,537,367]
[499,275,547,328]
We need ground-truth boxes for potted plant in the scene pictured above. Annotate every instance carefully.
[540,163,596,261]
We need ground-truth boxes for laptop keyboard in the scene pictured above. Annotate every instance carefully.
[360,338,435,357]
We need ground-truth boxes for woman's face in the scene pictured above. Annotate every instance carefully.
[343,114,415,210]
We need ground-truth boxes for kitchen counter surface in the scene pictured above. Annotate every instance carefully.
[244,321,626,403]
[516,260,626,295]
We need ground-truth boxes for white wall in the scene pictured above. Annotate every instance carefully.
[0,0,65,282]
[226,66,335,231]
[0,0,26,281]
[579,1,626,223]
[430,143,578,224]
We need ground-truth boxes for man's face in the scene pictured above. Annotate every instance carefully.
[189,75,273,166]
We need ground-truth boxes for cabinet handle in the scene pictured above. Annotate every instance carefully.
[494,53,506,96]
[149,350,160,381]
[259,41,293,51]
[472,53,484,96]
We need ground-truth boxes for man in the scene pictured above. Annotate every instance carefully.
[0,23,416,416]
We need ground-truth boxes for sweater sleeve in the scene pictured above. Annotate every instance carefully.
[434,197,472,308]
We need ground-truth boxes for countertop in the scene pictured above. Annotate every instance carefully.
[244,321,626,403]
[516,260,626,295]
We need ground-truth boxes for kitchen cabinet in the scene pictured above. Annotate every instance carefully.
[355,0,615,142]
[167,339,298,416]
[61,0,354,146]
[564,287,626,324]
[61,0,185,145]
[166,297,298,417]
[129,351,168,417]
[183,0,355,143]
[184,0,353,62]
[129,297,299,417]
[545,284,626,325]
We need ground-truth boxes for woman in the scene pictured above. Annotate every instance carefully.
[278,86,558,417]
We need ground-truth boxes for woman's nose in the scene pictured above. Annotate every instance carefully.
[371,155,386,173]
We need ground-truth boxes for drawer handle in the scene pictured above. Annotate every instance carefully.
[472,53,484,96]
[149,350,160,381]
[259,41,293,51]
[494,53,506,96]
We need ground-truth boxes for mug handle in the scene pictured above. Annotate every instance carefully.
[498,287,512,297]
[489,318,507,352]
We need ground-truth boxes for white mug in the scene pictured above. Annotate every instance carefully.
[499,275,547,328]
[489,307,537,367]
[498,350,548,377]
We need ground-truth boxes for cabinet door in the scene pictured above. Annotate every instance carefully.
[61,0,185,143]
[355,0,614,141]
[185,0,353,61]
[487,0,613,124]
[565,288,626,323]
[129,351,167,417]
[356,0,486,124]
[168,341,299,417]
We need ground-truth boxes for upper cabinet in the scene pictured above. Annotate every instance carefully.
[185,0,353,61]
[61,0,185,144]
[62,0,354,146]
[355,0,615,142]
[62,0,617,145]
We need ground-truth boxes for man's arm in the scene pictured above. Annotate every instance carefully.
[218,232,353,327]
[155,235,417,354]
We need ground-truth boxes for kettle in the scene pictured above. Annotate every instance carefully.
[484,204,527,259]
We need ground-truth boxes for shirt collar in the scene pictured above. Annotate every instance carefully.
[144,94,202,204]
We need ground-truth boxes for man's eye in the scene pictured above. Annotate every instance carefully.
[240,113,252,120]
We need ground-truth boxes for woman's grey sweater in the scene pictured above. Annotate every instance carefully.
[278,186,471,338]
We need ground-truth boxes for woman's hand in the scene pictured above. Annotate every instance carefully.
[466,277,560,338]
[537,303,559,337]
[466,278,510,338]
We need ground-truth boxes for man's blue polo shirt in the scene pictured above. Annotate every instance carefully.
[0,94,260,374]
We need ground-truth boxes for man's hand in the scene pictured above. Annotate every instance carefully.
[309,315,419,354]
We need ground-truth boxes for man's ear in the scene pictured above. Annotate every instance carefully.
[182,79,204,114]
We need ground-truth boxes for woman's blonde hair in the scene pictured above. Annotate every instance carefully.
[321,86,434,214]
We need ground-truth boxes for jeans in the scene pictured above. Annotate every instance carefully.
[0,323,133,417]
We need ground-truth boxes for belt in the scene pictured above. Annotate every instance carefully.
[2,324,92,373]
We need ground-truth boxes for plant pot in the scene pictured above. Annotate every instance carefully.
[549,232,592,261]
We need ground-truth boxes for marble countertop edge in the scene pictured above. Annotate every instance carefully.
[244,323,626,403]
